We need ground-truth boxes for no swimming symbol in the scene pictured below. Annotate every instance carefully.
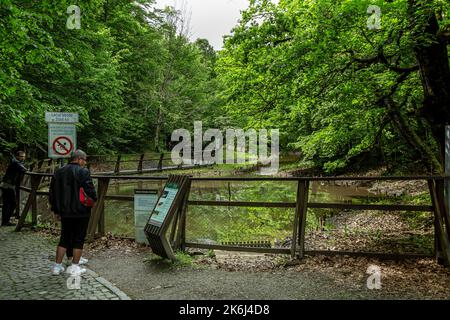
[52,136,74,155]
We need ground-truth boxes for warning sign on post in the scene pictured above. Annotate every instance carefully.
[48,123,77,158]
[45,112,79,123]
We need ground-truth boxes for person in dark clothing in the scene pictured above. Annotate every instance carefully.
[49,150,97,275]
[1,151,27,226]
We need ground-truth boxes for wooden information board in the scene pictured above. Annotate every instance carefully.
[144,175,190,260]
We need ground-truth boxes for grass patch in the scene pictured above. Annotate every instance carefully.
[173,251,194,267]
[206,249,216,258]
[143,251,198,270]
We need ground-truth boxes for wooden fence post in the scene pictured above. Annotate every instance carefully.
[114,155,121,174]
[138,154,144,173]
[15,175,42,232]
[175,179,191,251]
[436,180,450,235]
[430,180,444,264]
[31,190,38,227]
[428,179,450,266]
[87,178,110,242]
[158,153,164,170]
[20,163,34,212]
[291,181,301,257]
[291,180,309,258]
[98,208,105,237]
[435,179,450,266]
[14,178,22,219]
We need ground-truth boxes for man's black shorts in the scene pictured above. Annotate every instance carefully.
[58,217,90,250]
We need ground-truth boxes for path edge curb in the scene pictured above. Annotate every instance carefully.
[85,269,132,300]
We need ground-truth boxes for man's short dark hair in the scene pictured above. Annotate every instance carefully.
[70,149,87,162]
[15,151,25,157]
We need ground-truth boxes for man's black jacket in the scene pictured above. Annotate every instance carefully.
[1,156,27,187]
[49,163,97,218]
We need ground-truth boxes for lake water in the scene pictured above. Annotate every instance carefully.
[102,179,382,242]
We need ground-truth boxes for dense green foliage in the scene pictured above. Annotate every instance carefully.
[217,0,450,173]
[1,0,449,174]
[0,0,220,158]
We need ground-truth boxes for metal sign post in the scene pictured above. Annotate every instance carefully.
[58,158,64,168]
[446,126,450,213]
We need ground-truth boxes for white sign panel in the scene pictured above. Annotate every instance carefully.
[134,190,159,244]
[48,123,77,158]
[45,112,79,123]
[149,184,179,227]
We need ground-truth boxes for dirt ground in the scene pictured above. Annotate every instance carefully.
[82,236,450,300]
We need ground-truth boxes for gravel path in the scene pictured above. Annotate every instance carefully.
[6,227,448,300]
[87,244,450,300]
[89,250,351,300]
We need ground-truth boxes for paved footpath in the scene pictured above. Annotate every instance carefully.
[0,226,130,300]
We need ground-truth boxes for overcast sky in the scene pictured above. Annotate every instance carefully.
[154,0,250,50]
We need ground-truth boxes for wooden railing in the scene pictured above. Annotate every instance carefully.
[12,172,450,266]
[12,152,211,218]
[23,152,191,175]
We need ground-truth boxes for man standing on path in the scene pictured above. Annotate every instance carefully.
[1,151,27,226]
[49,150,97,275]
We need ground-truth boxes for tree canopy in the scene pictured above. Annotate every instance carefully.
[1,0,449,174]
[0,0,220,158]
[217,0,450,173]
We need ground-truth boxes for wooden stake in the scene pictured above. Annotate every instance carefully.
[15,175,42,232]
[297,181,310,258]
[114,155,121,174]
[87,178,110,242]
[138,154,144,173]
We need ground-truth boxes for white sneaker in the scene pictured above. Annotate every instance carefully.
[69,264,86,276]
[65,265,73,274]
[66,257,88,265]
[79,257,88,265]
[66,265,87,275]
[51,264,65,275]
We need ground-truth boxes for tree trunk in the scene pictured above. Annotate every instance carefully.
[384,97,442,173]
[409,0,450,170]
[154,105,162,152]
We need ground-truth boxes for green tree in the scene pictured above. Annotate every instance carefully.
[0,0,222,158]
[217,0,450,173]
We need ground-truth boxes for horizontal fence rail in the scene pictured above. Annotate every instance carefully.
[18,152,211,175]
[21,172,450,180]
